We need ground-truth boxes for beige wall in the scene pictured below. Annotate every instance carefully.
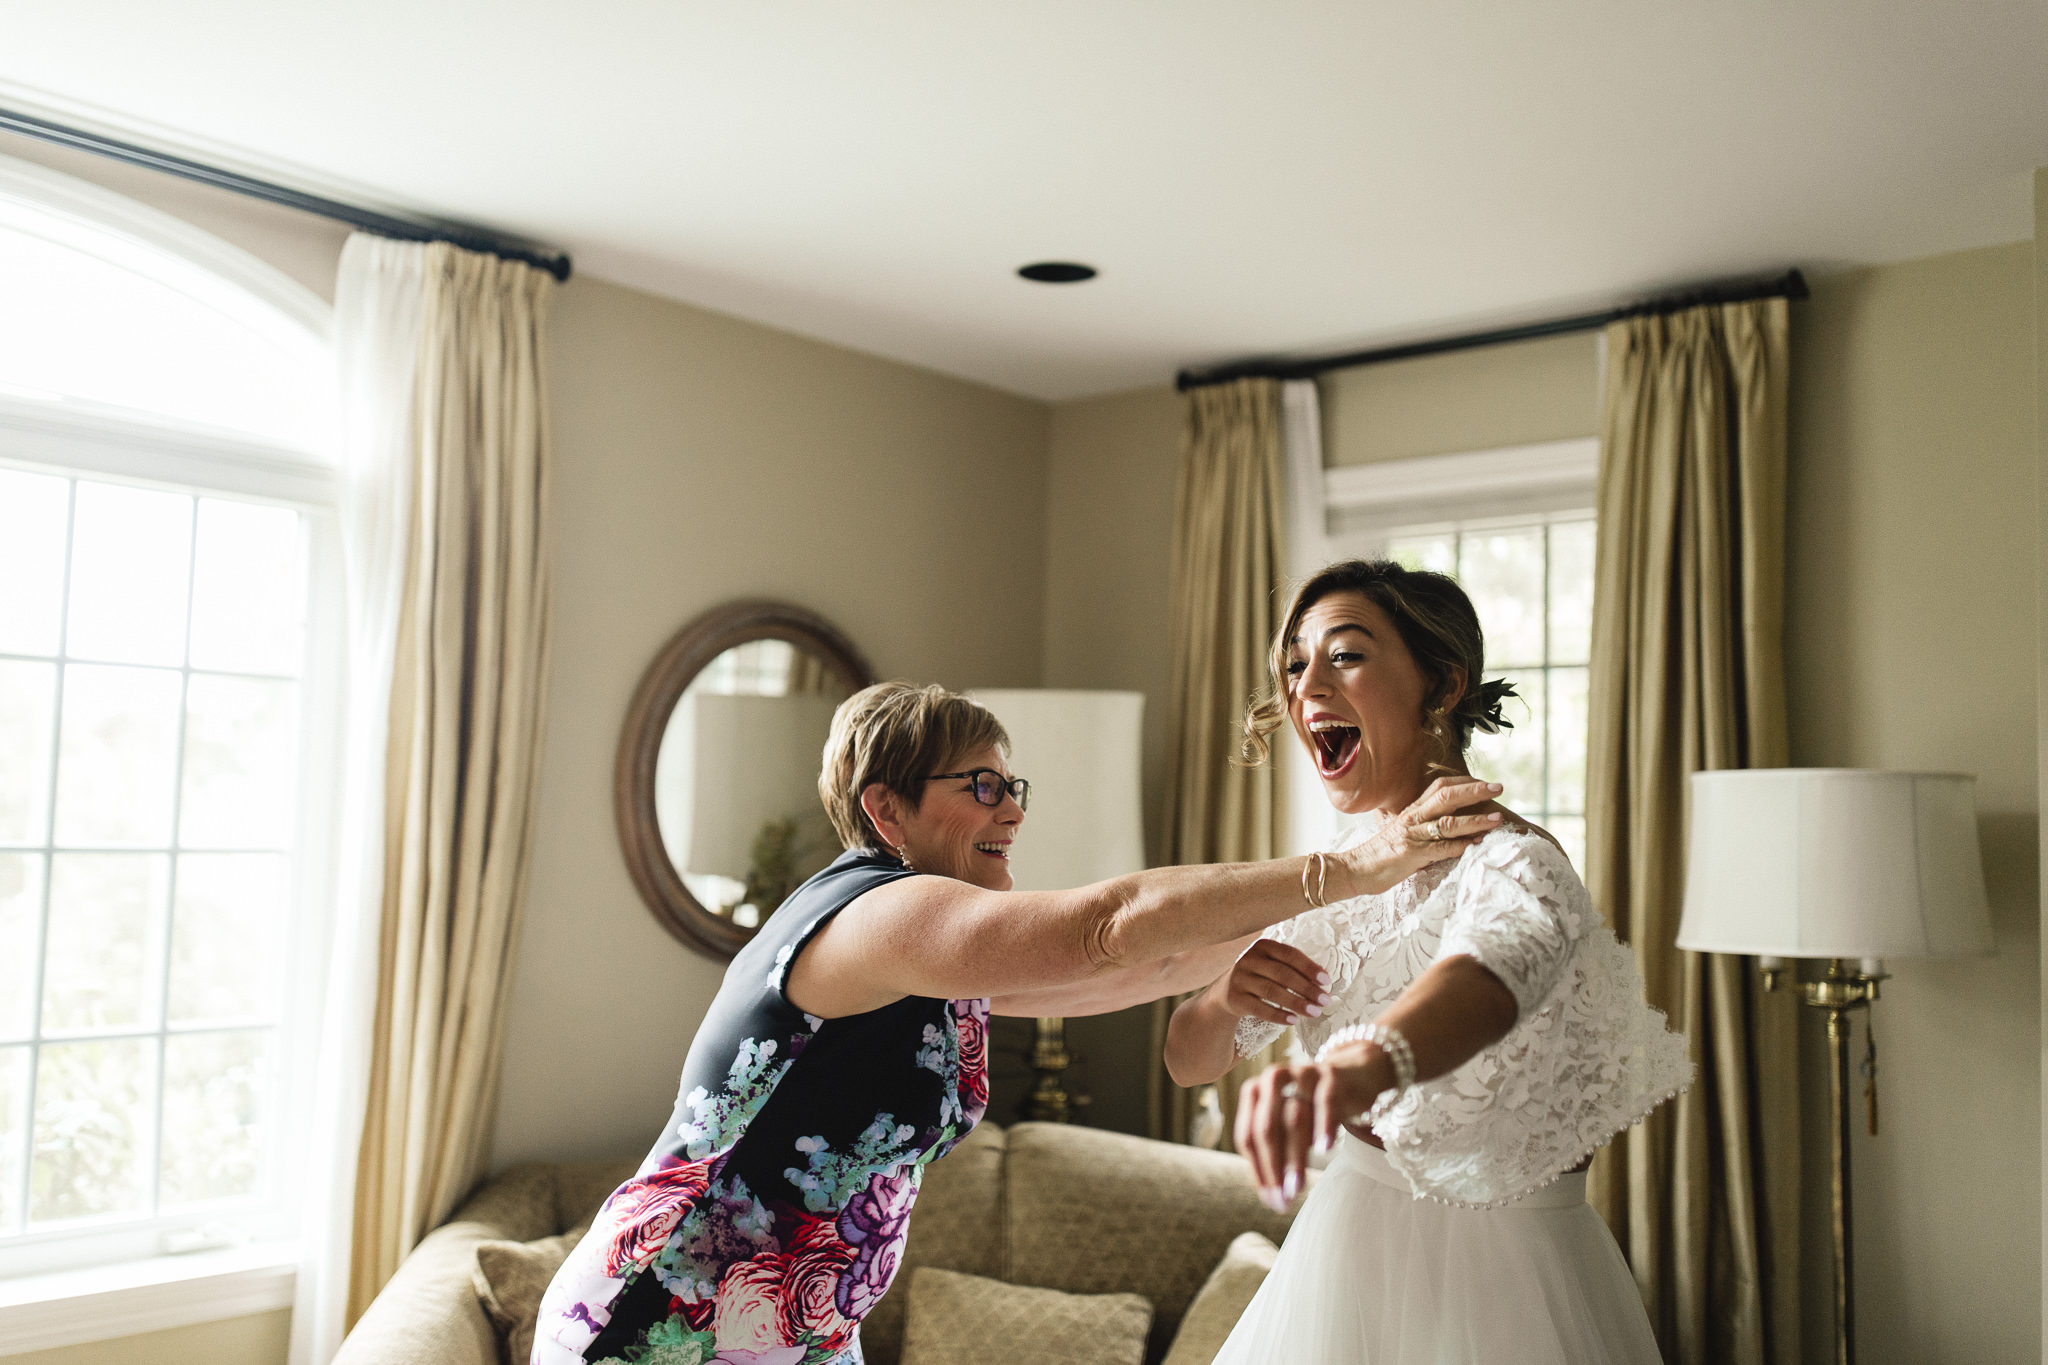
[490,276,1051,1167]
[1319,330,1598,467]
[1786,242,2041,1362]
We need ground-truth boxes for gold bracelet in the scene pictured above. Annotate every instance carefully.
[1299,852,1328,909]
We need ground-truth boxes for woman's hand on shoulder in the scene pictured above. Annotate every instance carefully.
[1330,777,1504,899]
[1214,939,1331,1028]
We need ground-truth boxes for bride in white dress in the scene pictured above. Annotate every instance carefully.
[1166,559,1692,1365]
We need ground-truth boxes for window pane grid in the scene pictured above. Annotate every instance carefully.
[144,496,201,1220]
[1,470,302,1238]
[0,651,299,684]
[1390,513,1593,871]
[11,477,73,1234]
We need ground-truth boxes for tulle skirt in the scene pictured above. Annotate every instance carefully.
[1211,1133,1661,1365]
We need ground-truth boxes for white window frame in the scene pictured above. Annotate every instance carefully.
[0,152,340,1348]
[1286,438,1600,857]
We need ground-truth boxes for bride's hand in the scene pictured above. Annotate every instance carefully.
[1329,777,1503,900]
[1234,1054,1389,1211]
[1214,939,1331,1027]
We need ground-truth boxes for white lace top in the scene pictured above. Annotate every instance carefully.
[1234,822,1693,1209]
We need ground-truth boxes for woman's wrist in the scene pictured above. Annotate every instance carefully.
[1328,841,1393,902]
[1320,1038,1399,1118]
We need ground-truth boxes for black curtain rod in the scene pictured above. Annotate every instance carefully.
[0,105,572,282]
[1175,268,1808,391]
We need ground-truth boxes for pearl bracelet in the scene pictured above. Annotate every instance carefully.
[1316,1019,1418,1112]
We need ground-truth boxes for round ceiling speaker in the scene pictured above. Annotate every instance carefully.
[1017,262,1098,284]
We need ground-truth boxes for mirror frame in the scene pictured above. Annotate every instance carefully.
[615,599,875,959]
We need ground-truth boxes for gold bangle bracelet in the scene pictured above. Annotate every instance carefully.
[1299,851,1329,909]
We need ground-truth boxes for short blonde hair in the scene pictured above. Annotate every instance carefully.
[820,682,1011,852]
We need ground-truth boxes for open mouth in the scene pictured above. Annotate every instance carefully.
[973,841,1010,860]
[1308,719,1361,778]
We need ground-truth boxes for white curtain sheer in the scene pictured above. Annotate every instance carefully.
[291,235,426,1365]
[1278,378,1331,859]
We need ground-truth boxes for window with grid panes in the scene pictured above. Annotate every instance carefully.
[0,473,312,1246]
[1385,514,1594,870]
[0,160,335,1274]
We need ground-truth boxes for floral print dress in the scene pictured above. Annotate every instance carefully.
[534,849,990,1365]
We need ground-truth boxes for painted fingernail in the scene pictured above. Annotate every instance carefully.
[1316,971,1332,987]
[1487,812,1502,821]
[1285,1013,1300,1025]
[1282,1171,1299,1202]
[1489,783,1503,791]
[1316,991,1333,1005]
[1304,1003,1322,1017]
[1313,1131,1330,1154]
[1262,1187,1286,1212]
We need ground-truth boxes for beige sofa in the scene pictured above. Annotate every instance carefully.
[334,1121,1305,1365]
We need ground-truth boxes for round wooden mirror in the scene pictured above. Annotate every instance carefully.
[616,600,874,958]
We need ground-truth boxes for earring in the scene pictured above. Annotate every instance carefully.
[1425,708,1454,768]
[894,843,915,871]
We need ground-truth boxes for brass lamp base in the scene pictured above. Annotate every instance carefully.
[1762,957,1884,1365]
[1026,1016,1088,1123]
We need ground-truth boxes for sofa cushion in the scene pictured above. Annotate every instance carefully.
[860,1119,1008,1365]
[333,1163,562,1365]
[900,1267,1152,1365]
[471,1224,588,1365]
[334,1161,636,1365]
[1000,1123,1304,1364]
[1159,1231,1278,1365]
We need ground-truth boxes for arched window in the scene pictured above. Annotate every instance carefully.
[0,153,339,1284]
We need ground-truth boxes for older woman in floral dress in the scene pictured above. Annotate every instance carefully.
[534,680,1503,1365]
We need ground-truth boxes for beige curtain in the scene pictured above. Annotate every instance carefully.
[1584,301,1801,1364]
[1146,378,1289,1146]
[347,243,555,1320]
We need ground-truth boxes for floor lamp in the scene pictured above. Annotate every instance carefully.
[968,689,1146,1123]
[1675,769,1995,1365]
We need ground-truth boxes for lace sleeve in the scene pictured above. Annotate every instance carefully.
[1234,1012,1288,1060]
[1228,913,1314,1060]
[1371,829,1694,1209]
[1436,833,1585,1021]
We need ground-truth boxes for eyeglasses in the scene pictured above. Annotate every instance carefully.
[924,768,1030,811]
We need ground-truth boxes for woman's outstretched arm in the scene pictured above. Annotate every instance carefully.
[787,778,1502,1019]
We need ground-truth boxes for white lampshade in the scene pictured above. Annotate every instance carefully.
[967,690,1145,890]
[1676,769,1994,960]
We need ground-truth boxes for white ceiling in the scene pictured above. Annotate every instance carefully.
[2,2,2043,400]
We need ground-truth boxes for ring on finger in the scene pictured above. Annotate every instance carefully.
[1278,1081,1302,1101]
[1421,817,1441,841]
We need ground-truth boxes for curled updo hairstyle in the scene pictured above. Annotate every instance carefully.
[820,682,1010,852]
[1242,559,1517,769]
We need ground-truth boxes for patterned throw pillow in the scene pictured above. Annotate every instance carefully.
[1159,1232,1279,1365]
[472,1224,588,1365]
[900,1267,1153,1365]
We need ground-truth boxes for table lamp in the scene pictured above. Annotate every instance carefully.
[1676,769,1994,1365]
[968,689,1145,1122]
